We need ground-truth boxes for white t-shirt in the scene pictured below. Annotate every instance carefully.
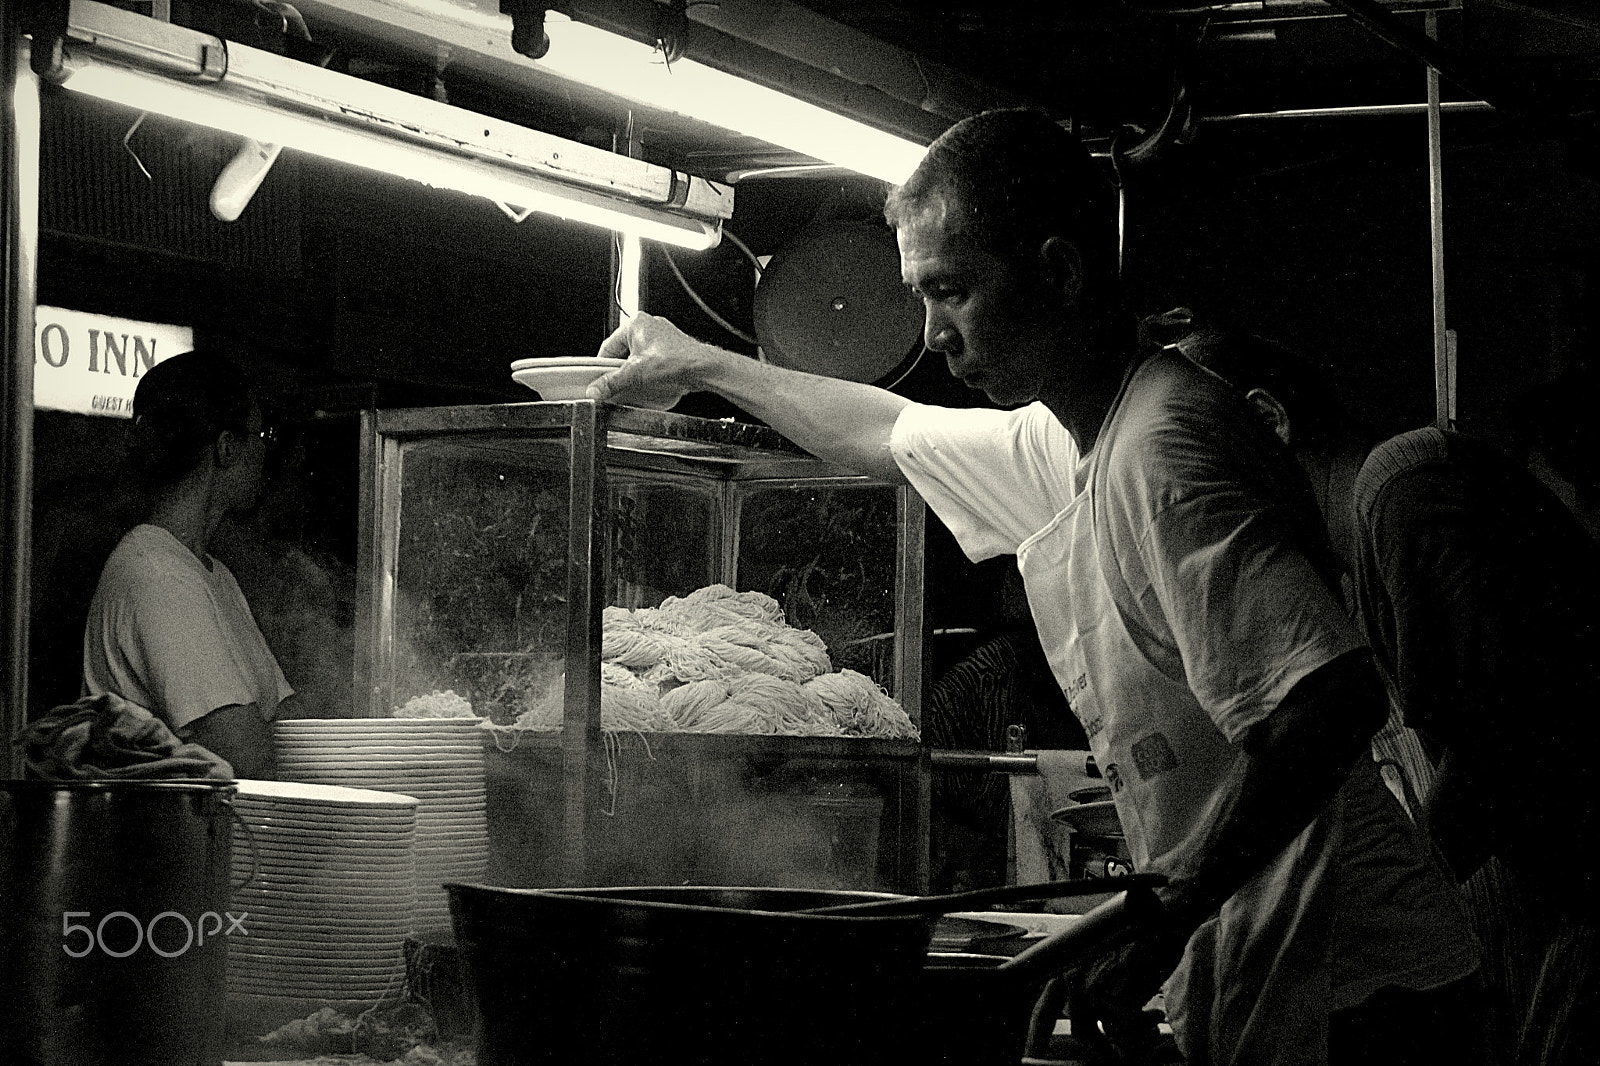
[83,523,292,735]
[891,350,1476,1066]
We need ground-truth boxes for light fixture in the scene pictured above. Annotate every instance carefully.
[40,1,732,249]
[350,0,930,185]
[534,12,928,186]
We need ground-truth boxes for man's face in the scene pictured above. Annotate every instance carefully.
[896,191,1070,408]
[232,402,270,510]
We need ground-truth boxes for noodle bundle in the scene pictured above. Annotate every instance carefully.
[505,662,676,733]
[806,670,920,740]
[395,689,476,718]
[498,584,919,741]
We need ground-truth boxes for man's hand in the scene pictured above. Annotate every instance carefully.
[1062,908,1193,1022]
[587,310,912,482]
[587,312,729,410]
[1056,902,1196,1062]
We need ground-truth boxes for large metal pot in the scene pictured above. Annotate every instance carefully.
[449,880,1163,1066]
[447,884,936,1066]
[0,780,237,1066]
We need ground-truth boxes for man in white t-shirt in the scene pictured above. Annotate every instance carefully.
[587,109,1479,1065]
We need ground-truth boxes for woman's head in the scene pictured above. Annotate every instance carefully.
[130,350,260,493]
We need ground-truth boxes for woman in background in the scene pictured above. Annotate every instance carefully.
[82,349,292,779]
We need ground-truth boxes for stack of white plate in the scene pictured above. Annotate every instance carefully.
[228,779,418,1010]
[274,718,490,935]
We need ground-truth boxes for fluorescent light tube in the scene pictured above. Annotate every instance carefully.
[537,12,927,185]
[55,52,724,248]
[316,0,929,183]
[617,233,643,319]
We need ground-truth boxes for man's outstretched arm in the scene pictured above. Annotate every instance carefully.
[588,312,913,485]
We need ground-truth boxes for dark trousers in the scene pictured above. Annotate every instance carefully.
[1329,974,1489,1066]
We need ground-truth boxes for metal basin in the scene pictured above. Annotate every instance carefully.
[447,883,935,1066]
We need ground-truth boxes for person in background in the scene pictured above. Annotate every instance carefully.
[1179,325,1600,1066]
[587,107,1478,1066]
[81,350,293,780]
[924,565,1086,893]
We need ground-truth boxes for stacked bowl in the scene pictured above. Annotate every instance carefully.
[228,779,418,1015]
[274,718,491,936]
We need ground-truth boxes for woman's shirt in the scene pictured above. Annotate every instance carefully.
[83,523,292,735]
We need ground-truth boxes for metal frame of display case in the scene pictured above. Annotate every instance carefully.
[356,400,928,889]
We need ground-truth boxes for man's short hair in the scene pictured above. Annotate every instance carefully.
[884,108,1119,282]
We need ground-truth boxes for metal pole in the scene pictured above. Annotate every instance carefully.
[1426,12,1451,428]
[1199,99,1491,123]
[3,26,42,776]
[562,402,605,886]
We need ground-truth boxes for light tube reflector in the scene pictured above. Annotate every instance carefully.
[57,56,722,248]
[538,12,927,186]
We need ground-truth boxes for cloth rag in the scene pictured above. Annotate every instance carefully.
[17,692,235,780]
[1010,748,1108,889]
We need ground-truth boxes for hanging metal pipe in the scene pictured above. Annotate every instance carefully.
[1323,0,1520,114]
[1200,99,1491,122]
[1123,0,1459,15]
[3,27,42,776]
[1087,98,1491,157]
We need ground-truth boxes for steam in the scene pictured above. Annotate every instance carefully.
[213,525,356,720]
[484,742,887,891]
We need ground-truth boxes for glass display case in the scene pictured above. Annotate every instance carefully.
[356,401,929,891]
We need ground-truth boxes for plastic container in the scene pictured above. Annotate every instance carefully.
[0,780,237,1066]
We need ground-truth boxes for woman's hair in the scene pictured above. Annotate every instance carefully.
[883,108,1119,287]
[129,350,256,492]
[1176,326,1348,453]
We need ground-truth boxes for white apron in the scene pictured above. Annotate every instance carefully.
[1018,478,1342,1066]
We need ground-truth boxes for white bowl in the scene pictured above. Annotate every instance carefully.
[511,357,624,399]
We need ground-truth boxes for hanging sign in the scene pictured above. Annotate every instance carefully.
[34,306,194,418]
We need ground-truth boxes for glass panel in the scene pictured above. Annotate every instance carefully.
[391,435,570,722]
[736,484,900,692]
[608,471,719,609]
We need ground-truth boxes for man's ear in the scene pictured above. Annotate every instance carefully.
[214,429,242,468]
[1038,236,1084,305]
[1246,387,1293,446]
